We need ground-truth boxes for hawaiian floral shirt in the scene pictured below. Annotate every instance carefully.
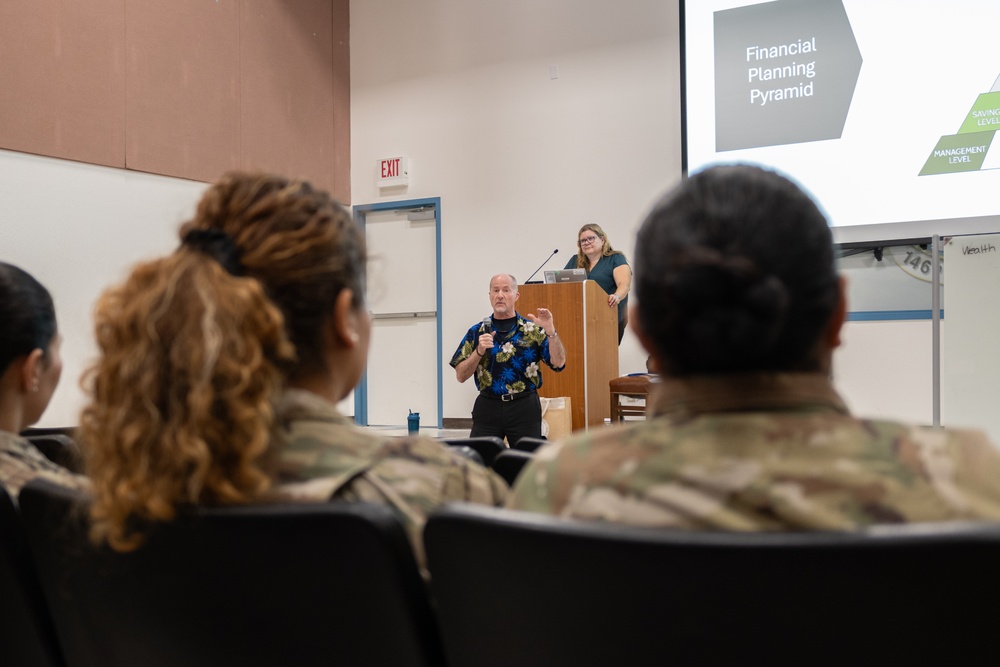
[450,312,564,396]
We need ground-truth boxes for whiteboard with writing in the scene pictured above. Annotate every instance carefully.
[942,233,1000,445]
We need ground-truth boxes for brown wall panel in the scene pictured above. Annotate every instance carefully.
[1,1,349,198]
[240,0,339,196]
[0,0,125,168]
[331,0,351,204]
[125,0,241,183]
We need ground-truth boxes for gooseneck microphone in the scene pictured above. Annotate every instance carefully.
[524,248,559,284]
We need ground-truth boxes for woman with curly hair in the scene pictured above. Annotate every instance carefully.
[81,171,506,563]
[564,223,631,344]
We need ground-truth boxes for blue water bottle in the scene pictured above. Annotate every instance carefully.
[407,410,420,435]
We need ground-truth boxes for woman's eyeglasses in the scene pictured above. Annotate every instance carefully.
[580,236,599,245]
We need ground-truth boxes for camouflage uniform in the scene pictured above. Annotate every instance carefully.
[272,389,508,569]
[0,430,89,501]
[508,374,1000,528]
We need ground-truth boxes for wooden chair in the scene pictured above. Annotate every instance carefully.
[425,503,1000,667]
[20,480,444,667]
[609,374,656,422]
[0,485,64,667]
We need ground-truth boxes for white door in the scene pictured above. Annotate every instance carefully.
[357,202,441,427]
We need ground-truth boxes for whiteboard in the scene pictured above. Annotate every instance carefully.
[942,232,1000,444]
[0,149,207,427]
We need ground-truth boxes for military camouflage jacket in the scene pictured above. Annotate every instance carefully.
[508,373,1000,529]
[271,389,508,567]
[0,430,88,501]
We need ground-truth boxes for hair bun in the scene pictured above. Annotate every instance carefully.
[671,250,790,369]
[181,227,245,276]
[634,165,839,375]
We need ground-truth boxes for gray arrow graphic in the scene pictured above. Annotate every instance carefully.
[714,0,863,152]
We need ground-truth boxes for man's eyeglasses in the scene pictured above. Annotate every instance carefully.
[580,236,599,245]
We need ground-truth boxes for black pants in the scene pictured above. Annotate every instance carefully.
[470,392,541,448]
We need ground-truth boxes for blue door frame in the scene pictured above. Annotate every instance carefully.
[352,198,443,428]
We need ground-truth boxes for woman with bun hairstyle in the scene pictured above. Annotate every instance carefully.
[510,164,1000,528]
[81,171,506,563]
[0,262,86,498]
[565,223,631,344]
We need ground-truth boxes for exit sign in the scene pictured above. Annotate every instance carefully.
[377,156,409,188]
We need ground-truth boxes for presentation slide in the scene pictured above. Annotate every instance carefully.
[683,0,1000,241]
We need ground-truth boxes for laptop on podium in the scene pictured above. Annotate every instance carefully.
[542,268,587,284]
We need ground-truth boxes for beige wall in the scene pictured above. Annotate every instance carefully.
[350,0,683,421]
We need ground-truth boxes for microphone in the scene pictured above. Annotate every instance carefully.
[524,248,559,284]
[478,316,492,358]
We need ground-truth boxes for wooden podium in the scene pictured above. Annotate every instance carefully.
[519,281,618,431]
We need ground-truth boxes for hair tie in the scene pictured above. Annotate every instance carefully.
[181,228,245,276]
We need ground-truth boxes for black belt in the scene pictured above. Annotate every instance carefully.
[481,390,537,402]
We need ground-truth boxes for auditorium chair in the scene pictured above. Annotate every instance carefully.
[0,485,65,667]
[447,445,485,466]
[442,436,506,466]
[510,436,548,453]
[19,426,78,439]
[22,433,84,473]
[20,480,444,667]
[489,449,534,486]
[425,503,1000,667]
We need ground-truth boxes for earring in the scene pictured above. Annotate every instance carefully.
[31,380,40,393]
[349,332,360,343]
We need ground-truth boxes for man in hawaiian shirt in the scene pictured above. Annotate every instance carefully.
[451,273,566,447]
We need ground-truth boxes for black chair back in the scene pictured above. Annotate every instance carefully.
[0,485,64,667]
[20,427,77,439]
[20,479,444,667]
[425,504,1000,667]
[510,436,547,452]
[447,445,484,466]
[443,436,506,466]
[489,449,533,486]
[22,434,83,473]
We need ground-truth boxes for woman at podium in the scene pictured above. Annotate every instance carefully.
[563,224,632,343]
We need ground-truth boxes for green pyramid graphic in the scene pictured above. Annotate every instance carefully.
[920,75,1000,176]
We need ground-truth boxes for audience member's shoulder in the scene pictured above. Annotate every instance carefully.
[857,417,1000,470]
[860,417,994,448]
[378,434,506,478]
[0,429,30,447]
[371,435,508,504]
[912,421,1000,456]
[278,389,385,454]
[374,433,473,464]
[0,431,89,498]
[541,421,649,458]
[508,425,641,511]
